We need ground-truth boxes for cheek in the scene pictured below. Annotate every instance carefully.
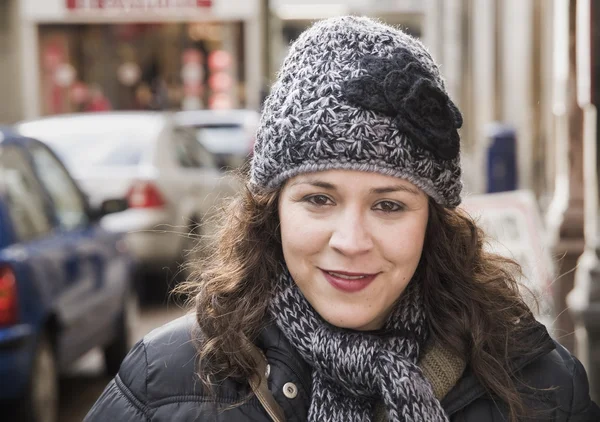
[279,205,328,264]
[380,217,428,266]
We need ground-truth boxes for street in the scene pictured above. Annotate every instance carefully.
[58,303,187,422]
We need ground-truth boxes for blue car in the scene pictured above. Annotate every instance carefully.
[0,129,136,422]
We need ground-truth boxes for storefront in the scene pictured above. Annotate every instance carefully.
[18,0,262,118]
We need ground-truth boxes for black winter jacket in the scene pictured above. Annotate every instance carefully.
[85,315,600,421]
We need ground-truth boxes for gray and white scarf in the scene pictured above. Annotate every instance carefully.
[269,268,449,422]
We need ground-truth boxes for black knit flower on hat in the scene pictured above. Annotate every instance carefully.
[343,47,463,160]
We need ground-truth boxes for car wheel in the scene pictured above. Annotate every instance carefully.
[13,334,59,422]
[103,289,138,376]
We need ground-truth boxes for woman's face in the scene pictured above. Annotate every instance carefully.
[278,169,429,331]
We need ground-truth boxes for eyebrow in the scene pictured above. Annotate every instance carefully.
[290,179,420,196]
[370,185,420,195]
[290,180,336,190]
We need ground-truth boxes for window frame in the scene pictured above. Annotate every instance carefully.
[26,141,93,232]
[0,144,54,243]
[172,127,217,170]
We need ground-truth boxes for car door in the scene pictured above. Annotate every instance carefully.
[26,142,123,364]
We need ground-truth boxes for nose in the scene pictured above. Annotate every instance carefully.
[329,209,373,256]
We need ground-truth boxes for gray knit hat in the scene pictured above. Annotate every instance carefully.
[251,16,463,207]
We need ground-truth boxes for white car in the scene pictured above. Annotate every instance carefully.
[175,109,259,170]
[17,112,239,299]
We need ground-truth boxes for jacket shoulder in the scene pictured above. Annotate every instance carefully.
[85,314,263,421]
[134,313,202,402]
[521,340,600,420]
[85,314,200,421]
[97,314,203,411]
[119,314,251,404]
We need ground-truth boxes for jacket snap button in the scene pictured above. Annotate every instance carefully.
[265,364,271,379]
[283,382,298,399]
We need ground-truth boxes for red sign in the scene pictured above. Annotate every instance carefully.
[66,0,212,10]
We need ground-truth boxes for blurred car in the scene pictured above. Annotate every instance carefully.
[0,128,136,422]
[16,112,238,297]
[174,109,259,170]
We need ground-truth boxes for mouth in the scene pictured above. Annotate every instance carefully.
[319,269,379,293]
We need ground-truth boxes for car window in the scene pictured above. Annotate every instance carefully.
[28,145,89,231]
[173,130,216,169]
[0,146,53,242]
[195,125,251,155]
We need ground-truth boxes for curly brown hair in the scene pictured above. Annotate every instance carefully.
[177,176,547,421]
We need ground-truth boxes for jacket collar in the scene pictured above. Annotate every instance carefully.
[441,320,556,415]
[256,321,312,392]
[257,319,556,417]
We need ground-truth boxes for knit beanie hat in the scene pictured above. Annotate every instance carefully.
[251,16,463,207]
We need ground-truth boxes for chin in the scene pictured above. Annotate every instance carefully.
[318,307,378,331]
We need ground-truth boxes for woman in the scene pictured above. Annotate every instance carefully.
[85,16,599,421]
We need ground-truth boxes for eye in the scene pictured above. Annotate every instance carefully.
[373,200,404,213]
[304,194,334,207]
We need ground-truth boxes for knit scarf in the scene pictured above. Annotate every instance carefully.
[269,268,449,422]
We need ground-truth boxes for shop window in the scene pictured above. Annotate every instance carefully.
[38,21,245,115]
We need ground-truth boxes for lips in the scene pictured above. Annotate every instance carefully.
[320,269,378,293]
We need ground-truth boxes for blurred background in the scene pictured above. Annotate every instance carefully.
[1,0,600,421]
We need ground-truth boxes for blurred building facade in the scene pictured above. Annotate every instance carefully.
[0,0,22,124]
[423,0,554,201]
[0,0,264,122]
